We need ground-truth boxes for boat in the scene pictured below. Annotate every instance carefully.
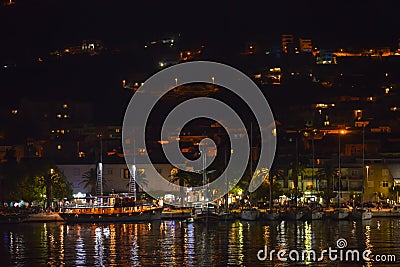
[58,194,163,223]
[241,207,260,221]
[192,201,220,222]
[332,207,349,220]
[311,210,324,220]
[262,209,280,221]
[351,208,372,220]
[0,212,29,224]
[218,211,236,220]
[283,209,305,220]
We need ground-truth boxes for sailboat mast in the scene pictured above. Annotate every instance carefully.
[269,170,272,209]
[225,146,229,213]
[362,125,365,208]
[250,122,253,206]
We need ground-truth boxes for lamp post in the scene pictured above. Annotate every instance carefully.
[46,168,55,212]
[338,130,346,200]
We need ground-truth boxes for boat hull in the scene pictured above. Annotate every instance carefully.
[263,212,280,221]
[332,209,349,220]
[351,209,372,220]
[311,211,324,220]
[241,209,260,221]
[193,212,221,222]
[58,207,164,223]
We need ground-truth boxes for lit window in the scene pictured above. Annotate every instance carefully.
[63,104,68,109]
[115,128,120,133]
[57,145,62,150]
[57,114,62,119]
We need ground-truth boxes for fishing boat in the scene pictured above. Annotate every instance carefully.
[58,194,163,223]
[192,201,220,221]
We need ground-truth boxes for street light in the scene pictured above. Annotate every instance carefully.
[46,168,55,212]
[338,130,346,200]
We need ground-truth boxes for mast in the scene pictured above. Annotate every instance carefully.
[129,139,137,200]
[362,125,365,208]
[96,136,103,196]
[338,132,341,209]
[225,146,229,213]
[250,122,253,207]
[269,170,272,210]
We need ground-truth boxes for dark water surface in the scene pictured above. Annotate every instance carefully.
[1,218,400,266]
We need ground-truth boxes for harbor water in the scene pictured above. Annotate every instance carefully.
[1,218,400,266]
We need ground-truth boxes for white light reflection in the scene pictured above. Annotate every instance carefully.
[304,221,312,264]
[75,232,86,266]
[59,225,65,264]
[8,231,25,264]
[94,227,104,266]
[130,224,140,266]
[184,223,195,266]
[276,221,288,250]
[365,225,372,251]
[228,220,244,266]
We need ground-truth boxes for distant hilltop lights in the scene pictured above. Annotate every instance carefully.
[49,40,105,58]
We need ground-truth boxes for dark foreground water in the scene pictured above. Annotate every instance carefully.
[1,218,400,266]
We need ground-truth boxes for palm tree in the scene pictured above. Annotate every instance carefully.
[80,168,98,195]
[316,162,337,207]
[169,168,201,207]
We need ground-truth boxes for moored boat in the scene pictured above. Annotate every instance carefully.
[262,209,280,221]
[351,208,372,220]
[58,194,163,223]
[192,201,220,222]
[241,207,260,221]
[311,210,324,220]
[284,209,305,220]
[332,207,350,220]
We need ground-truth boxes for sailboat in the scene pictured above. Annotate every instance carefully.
[332,137,350,220]
[192,143,220,222]
[351,128,372,221]
[218,148,235,221]
[241,123,260,221]
[263,170,280,221]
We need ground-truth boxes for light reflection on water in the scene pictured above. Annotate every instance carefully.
[0,218,400,266]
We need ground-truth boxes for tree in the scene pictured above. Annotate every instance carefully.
[80,168,102,195]
[17,166,72,208]
[0,148,22,202]
[389,185,400,202]
[316,162,337,207]
[169,168,201,206]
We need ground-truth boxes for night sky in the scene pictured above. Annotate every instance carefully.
[1,0,400,59]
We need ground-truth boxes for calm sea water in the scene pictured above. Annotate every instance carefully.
[1,218,400,266]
